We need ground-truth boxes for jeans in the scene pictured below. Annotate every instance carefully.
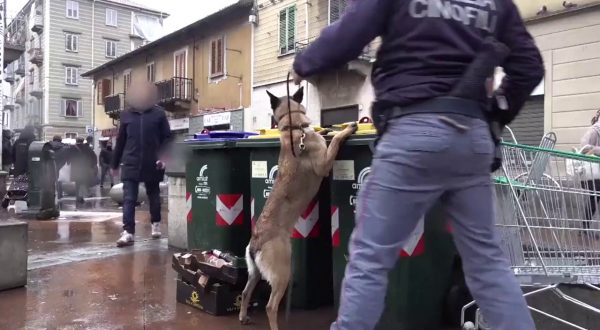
[123,180,161,234]
[100,166,114,187]
[331,113,535,330]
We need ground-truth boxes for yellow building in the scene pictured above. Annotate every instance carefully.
[82,0,254,142]
[510,0,600,149]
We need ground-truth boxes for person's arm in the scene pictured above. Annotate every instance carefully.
[158,112,172,158]
[581,127,600,156]
[495,1,545,125]
[112,123,127,169]
[293,0,391,79]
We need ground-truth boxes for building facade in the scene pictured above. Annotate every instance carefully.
[82,0,253,143]
[249,0,377,131]
[3,0,166,139]
[514,0,600,150]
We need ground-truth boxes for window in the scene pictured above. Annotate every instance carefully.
[65,132,78,139]
[29,70,34,85]
[105,40,117,58]
[146,62,155,82]
[329,0,348,24]
[65,33,78,52]
[123,70,132,94]
[279,6,296,55]
[210,36,225,78]
[66,1,79,19]
[97,79,111,105]
[65,66,78,85]
[63,99,82,117]
[106,8,118,26]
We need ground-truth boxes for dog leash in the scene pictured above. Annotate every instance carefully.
[285,72,307,156]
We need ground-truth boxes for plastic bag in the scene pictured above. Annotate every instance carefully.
[58,163,71,183]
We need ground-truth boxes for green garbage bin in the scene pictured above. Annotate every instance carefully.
[237,138,333,309]
[185,134,254,256]
[330,135,458,329]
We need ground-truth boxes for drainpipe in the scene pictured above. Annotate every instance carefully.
[91,0,97,145]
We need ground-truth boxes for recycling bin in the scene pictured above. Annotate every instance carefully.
[330,135,458,330]
[185,132,256,256]
[237,137,333,309]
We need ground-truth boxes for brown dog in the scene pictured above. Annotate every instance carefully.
[238,87,357,330]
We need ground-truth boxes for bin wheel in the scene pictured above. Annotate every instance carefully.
[463,321,476,330]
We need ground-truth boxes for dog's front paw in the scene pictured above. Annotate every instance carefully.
[348,122,359,134]
[240,316,252,325]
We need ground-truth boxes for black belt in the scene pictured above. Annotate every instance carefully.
[387,97,486,121]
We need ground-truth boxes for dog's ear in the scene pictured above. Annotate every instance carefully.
[292,86,304,104]
[266,91,281,111]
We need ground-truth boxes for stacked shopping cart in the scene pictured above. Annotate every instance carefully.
[462,131,600,330]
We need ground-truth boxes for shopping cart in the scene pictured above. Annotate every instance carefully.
[462,142,600,330]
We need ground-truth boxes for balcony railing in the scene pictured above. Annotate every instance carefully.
[156,77,192,104]
[295,38,375,62]
[4,16,27,64]
[29,48,44,66]
[3,99,15,111]
[105,93,125,119]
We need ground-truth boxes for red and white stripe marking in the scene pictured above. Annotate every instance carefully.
[399,217,425,258]
[291,199,320,239]
[216,194,244,226]
[186,191,192,223]
[331,206,340,247]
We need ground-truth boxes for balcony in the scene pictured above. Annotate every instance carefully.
[104,93,125,119]
[4,17,27,65]
[29,48,44,66]
[15,61,26,76]
[15,91,26,106]
[4,71,15,84]
[155,77,193,112]
[3,99,15,111]
[30,86,44,99]
[31,14,44,34]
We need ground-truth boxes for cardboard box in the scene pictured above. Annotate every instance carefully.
[176,279,263,316]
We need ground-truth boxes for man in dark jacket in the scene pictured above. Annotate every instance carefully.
[69,137,97,207]
[2,129,13,172]
[99,141,114,188]
[292,1,544,329]
[112,79,171,247]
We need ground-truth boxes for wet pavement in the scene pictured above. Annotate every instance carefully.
[0,201,337,330]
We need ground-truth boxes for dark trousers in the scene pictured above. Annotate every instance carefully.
[75,181,87,204]
[123,180,161,234]
[583,179,600,229]
[100,166,114,187]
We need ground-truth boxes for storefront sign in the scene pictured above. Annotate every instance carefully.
[169,117,190,131]
[203,112,231,127]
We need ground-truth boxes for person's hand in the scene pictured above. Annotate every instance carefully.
[291,69,303,85]
[156,160,166,170]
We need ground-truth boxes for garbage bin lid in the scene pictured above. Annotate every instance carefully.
[208,131,257,139]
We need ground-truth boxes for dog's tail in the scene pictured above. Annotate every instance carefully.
[285,255,294,321]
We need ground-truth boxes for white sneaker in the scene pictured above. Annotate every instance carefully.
[151,223,162,239]
[116,231,134,247]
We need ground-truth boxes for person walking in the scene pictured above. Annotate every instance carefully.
[49,135,68,199]
[2,129,13,172]
[292,1,544,329]
[112,79,171,247]
[69,137,98,207]
[99,141,114,188]
[579,109,600,238]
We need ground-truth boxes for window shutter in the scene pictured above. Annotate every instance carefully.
[97,81,103,104]
[74,35,78,51]
[287,7,295,53]
[77,101,82,117]
[279,9,287,54]
[61,100,66,116]
[211,41,216,75]
[330,0,348,24]
[217,38,223,74]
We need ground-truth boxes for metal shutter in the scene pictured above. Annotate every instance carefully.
[503,95,544,146]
